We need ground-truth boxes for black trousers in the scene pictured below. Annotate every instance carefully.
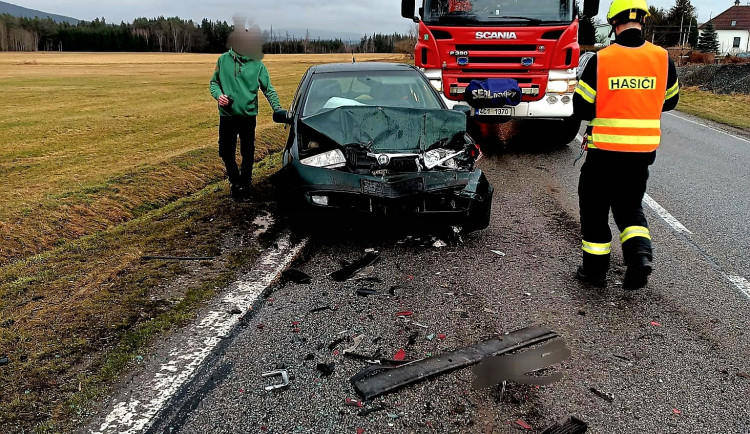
[578,149,656,275]
[218,116,257,187]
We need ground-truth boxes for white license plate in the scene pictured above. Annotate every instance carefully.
[475,107,513,116]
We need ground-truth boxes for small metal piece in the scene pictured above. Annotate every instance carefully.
[262,369,290,391]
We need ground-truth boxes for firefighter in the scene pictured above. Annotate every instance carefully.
[572,0,680,289]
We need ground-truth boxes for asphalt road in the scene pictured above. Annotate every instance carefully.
[86,111,750,434]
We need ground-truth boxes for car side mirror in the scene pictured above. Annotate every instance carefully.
[452,105,472,116]
[273,110,292,124]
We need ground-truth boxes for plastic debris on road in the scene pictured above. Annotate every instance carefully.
[393,348,406,361]
[330,253,380,282]
[433,240,447,248]
[491,250,506,257]
[345,398,364,408]
[590,387,615,402]
[515,419,532,430]
[396,311,413,317]
[317,362,335,377]
[650,321,662,326]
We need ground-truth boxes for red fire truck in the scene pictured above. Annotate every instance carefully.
[401,0,600,146]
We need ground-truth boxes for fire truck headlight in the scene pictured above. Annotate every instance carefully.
[429,79,442,92]
[547,80,569,94]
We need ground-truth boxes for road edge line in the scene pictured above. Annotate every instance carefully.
[92,232,308,434]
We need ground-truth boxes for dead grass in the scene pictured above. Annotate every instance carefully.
[0,51,407,433]
[677,88,750,131]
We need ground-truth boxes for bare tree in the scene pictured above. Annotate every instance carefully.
[0,20,7,51]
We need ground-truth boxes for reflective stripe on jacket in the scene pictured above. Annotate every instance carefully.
[589,42,669,153]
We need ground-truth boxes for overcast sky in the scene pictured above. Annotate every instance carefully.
[10,0,738,34]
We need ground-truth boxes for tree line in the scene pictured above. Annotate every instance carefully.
[0,14,416,54]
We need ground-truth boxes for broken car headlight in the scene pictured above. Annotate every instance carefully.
[423,148,464,170]
[300,149,346,169]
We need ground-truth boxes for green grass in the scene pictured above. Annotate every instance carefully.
[677,88,750,131]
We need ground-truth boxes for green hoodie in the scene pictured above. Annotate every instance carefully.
[209,49,282,117]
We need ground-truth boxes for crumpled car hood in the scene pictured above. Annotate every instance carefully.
[300,106,467,153]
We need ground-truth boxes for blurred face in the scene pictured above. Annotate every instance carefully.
[228,25,265,60]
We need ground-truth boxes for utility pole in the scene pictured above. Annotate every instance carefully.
[685,18,692,47]
[679,14,684,47]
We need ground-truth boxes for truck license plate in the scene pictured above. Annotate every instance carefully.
[476,108,513,116]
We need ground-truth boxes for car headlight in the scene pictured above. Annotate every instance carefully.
[547,79,577,94]
[300,149,346,168]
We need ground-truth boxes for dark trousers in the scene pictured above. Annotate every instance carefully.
[578,149,656,275]
[218,116,257,187]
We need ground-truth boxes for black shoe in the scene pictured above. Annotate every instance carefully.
[230,184,244,201]
[576,266,607,288]
[623,258,652,290]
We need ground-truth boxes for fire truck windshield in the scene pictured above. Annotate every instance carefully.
[424,0,574,25]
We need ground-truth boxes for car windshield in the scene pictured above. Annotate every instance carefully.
[424,0,574,25]
[302,70,443,117]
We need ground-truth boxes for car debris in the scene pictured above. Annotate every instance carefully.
[317,362,336,377]
[433,240,447,248]
[281,268,312,284]
[262,369,290,391]
[356,288,381,297]
[395,311,413,317]
[358,405,387,417]
[540,416,588,434]
[0,355,8,366]
[343,335,365,355]
[351,326,558,400]
[330,253,380,282]
[472,338,571,389]
[490,250,506,257]
[650,321,662,327]
[515,419,532,430]
[590,387,615,403]
[353,266,376,280]
[393,348,406,361]
[345,398,364,408]
[328,337,347,351]
[426,334,435,341]
[227,306,242,315]
[309,305,334,313]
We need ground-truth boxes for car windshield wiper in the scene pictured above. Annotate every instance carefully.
[485,15,542,24]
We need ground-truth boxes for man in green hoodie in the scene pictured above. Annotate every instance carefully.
[210,25,284,200]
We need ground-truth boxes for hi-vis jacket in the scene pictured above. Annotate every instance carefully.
[573,29,679,153]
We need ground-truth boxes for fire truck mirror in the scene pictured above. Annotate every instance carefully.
[583,0,600,17]
[401,0,416,19]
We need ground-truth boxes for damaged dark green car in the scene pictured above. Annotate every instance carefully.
[272,63,493,232]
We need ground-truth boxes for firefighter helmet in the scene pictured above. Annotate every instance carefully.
[607,0,650,24]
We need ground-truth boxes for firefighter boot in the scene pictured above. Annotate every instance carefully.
[623,256,652,290]
[575,253,609,288]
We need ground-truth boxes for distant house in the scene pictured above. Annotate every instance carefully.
[699,0,750,55]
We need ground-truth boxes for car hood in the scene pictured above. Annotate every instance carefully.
[299,106,467,153]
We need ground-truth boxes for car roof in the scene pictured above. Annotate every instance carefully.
[309,62,417,74]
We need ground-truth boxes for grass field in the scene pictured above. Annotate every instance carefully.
[677,87,750,131]
[0,51,405,432]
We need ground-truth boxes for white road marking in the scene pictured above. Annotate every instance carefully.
[642,194,692,235]
[727,276,750,300]
[93,232,307,434]
[574,135,692,235]
[665,112,750,145]
[575,123,748,302]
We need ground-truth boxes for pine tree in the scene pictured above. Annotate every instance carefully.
[696,20,719,54]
